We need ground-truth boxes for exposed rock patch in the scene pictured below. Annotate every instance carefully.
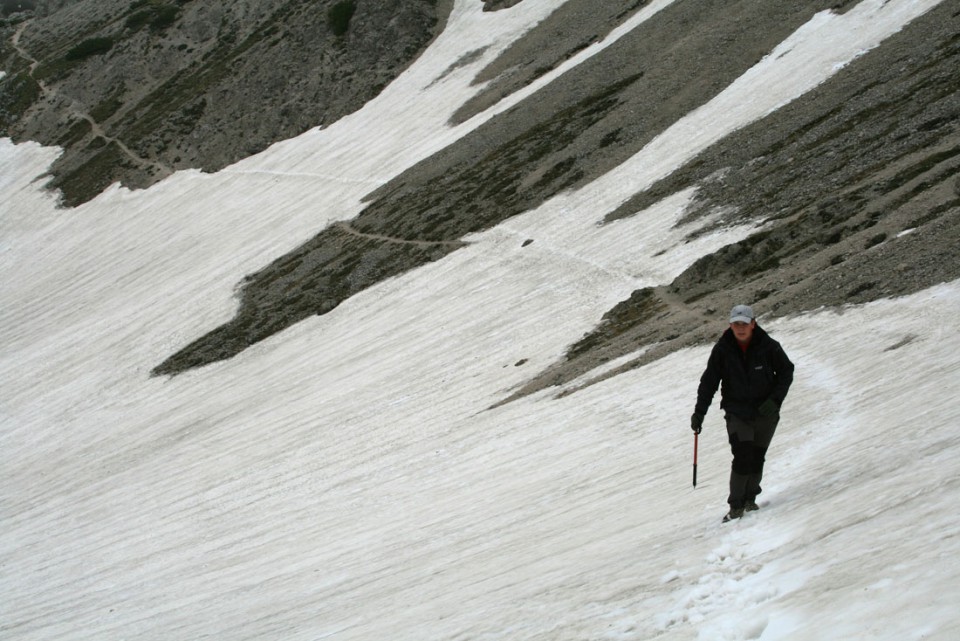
[5,0,957,391]
[482,0,524,12]
[454,0,648,124]
[154,0,861,375]
[505,2,960,403]
[0,0,450,206]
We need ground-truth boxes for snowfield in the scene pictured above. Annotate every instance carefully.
[2,0,958,639]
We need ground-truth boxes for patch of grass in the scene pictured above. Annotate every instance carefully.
[0,71,41,131]
[880,145,960,194]
[116,2,300,148]
[125,10,152,31]
[567,288,666,359]
[755,288,773,301]
[356,74,640,243]
[819,229,844,245]
[65,36,115,61]
[56,117,92,147]
[743,254,781,276]
[534,157,577,189]
[1,0,36,14]
[32,57,74,83]
[847,281,878,298]
[865,232,887,248]
[327,1,356,36]
[599,128,621,148]
[90,86,126,122]
[683,289,715,304]
[126,0,180,32]
[52,140,128,207]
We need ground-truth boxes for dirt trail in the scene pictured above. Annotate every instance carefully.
[10,19,173,179]
[333,221,466,248]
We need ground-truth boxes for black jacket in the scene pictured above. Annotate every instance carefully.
[695,324,794,420]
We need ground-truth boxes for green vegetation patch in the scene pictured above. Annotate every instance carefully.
[567,288,667,359]
[355,73,641,242]
[57,117,93,147]
[90,85,128,122]
[116,3,300,150]
[0,71,41,132]
[52,140,128,207]
[327,1,356,36]
[126,0,180,32]
[65,36,115,61]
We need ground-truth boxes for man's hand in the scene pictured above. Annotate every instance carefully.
[758,398,779,417]
[691,413,704,434]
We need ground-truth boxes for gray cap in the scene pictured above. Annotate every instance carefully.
[729,304,754,324]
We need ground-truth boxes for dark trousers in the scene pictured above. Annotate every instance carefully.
[725,413,779,508]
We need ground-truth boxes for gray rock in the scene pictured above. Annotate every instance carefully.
[1,0,450,205]
[3,0,957,390]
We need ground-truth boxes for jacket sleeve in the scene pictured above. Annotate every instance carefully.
[769,342,795,407]
[694,345,723,416]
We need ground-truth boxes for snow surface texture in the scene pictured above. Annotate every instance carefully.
[2,0,959,639]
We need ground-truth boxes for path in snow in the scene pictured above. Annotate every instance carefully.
[2,0,959,639]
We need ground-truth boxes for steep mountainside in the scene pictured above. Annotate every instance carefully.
[0,0,449,205]
[3,0,958,400]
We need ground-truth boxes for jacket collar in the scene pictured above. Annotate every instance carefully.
[721,323,768,349]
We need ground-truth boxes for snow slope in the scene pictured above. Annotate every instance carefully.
[2,0,959,639]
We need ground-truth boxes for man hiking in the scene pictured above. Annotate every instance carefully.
[691,304,795,522]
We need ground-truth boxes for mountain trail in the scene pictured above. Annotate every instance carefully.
[9,18,173,181]
[333,221,466,249]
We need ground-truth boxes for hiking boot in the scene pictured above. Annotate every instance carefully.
[722,507,745,522]
[745,500,759,512]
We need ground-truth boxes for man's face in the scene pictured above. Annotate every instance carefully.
[731,320,756,344]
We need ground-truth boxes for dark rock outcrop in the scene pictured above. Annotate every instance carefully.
[4,0,957,394]
[1,0,450,205]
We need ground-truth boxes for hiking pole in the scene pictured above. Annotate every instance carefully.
[693,431,699,488]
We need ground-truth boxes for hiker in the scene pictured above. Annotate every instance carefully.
[691,304,795,522]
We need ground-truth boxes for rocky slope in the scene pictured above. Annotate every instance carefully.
[1,0,449,205]
[3,0,958,401]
